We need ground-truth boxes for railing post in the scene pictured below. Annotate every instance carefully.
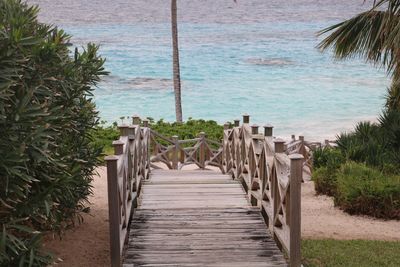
[171,135,179,169]
[251,124,259,135]
[199,132,206,169]
[132,115,141,125]
[324,139,330,147]
[242,114,250,124]
[142,119,149,128]
[263,124,273,137]
[274,139,285,153]
[234,119,240,127]
[105,155,120,267]
[113,140,124,155]
[119,125,129,136]
[223,122,230,130]
[289,154,303,267]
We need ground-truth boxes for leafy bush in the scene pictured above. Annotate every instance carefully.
[94,118,225,156]
[312,167,338,196]
[148,117,224,143]
[336,110,400,172]
[0,0,106,265]
[312,147,345,170]
[91,121,119,156]
[312,147,345,196]
[334,162,400,219]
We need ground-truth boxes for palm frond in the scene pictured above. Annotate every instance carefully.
[318,11,391,65]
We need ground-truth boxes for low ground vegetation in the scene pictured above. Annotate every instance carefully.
[312,110,400,219]
[302,239,400,267]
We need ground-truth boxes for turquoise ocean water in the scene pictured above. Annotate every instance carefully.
[30,0,389,140]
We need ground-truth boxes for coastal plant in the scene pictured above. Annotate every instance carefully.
[312,167,338,196]
[336,110,400,171]
[0,0,107,265]
[318,0,400,111]
[312,147,345,170]
[93,118,225,156]
[334,162,400,219]
[312,147,345,196]
[149,118,224,143]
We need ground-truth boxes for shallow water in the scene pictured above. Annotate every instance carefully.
[30,0,389,140]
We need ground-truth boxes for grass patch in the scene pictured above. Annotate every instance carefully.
[302,239,400,267]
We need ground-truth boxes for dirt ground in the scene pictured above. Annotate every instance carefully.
[43,167,110,267]
[43,167,400,267]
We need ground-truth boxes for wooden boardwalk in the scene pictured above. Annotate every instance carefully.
[123,170,288,267]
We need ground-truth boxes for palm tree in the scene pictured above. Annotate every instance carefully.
[171,0,182,122]
[318,0,400,110]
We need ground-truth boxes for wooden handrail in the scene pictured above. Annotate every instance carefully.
[105,124,150,267]
[149,129,224,172]
[105,115,329,267]
[222,115,303,267]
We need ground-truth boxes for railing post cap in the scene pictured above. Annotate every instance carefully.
[252,134,264,140]
[263,124,273,128]
[199,131,205,135]
[132,114,141,125]
[251,124,259,127]
[104,155,118,161]
[172,135,178,139]
[112,140,124,145]
[289,153,304,160]
[242,114,250,124]
[273,138,285,144]
[118,124,129,128]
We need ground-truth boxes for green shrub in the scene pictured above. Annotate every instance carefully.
[312,167,338,196]
[148,117,224,143]
[94,118,225,156]
[334,162,400,219]
[312,147,344,196]
[91,121,119,156]
[336,110,400,172]
[0,0,106,265]
[312,147,345,170]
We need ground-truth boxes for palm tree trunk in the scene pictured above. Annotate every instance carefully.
[171,0,183,122]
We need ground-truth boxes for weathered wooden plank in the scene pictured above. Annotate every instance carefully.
[123,263,287,267]
[124,254,286,264]
[123,170,287,266]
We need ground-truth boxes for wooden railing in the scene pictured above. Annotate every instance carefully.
[149,128,224,172]
[105,122,150,267]
[223,114,304,267]
[105,114,324,267]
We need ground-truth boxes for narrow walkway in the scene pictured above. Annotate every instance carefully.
[123,170,287,267]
